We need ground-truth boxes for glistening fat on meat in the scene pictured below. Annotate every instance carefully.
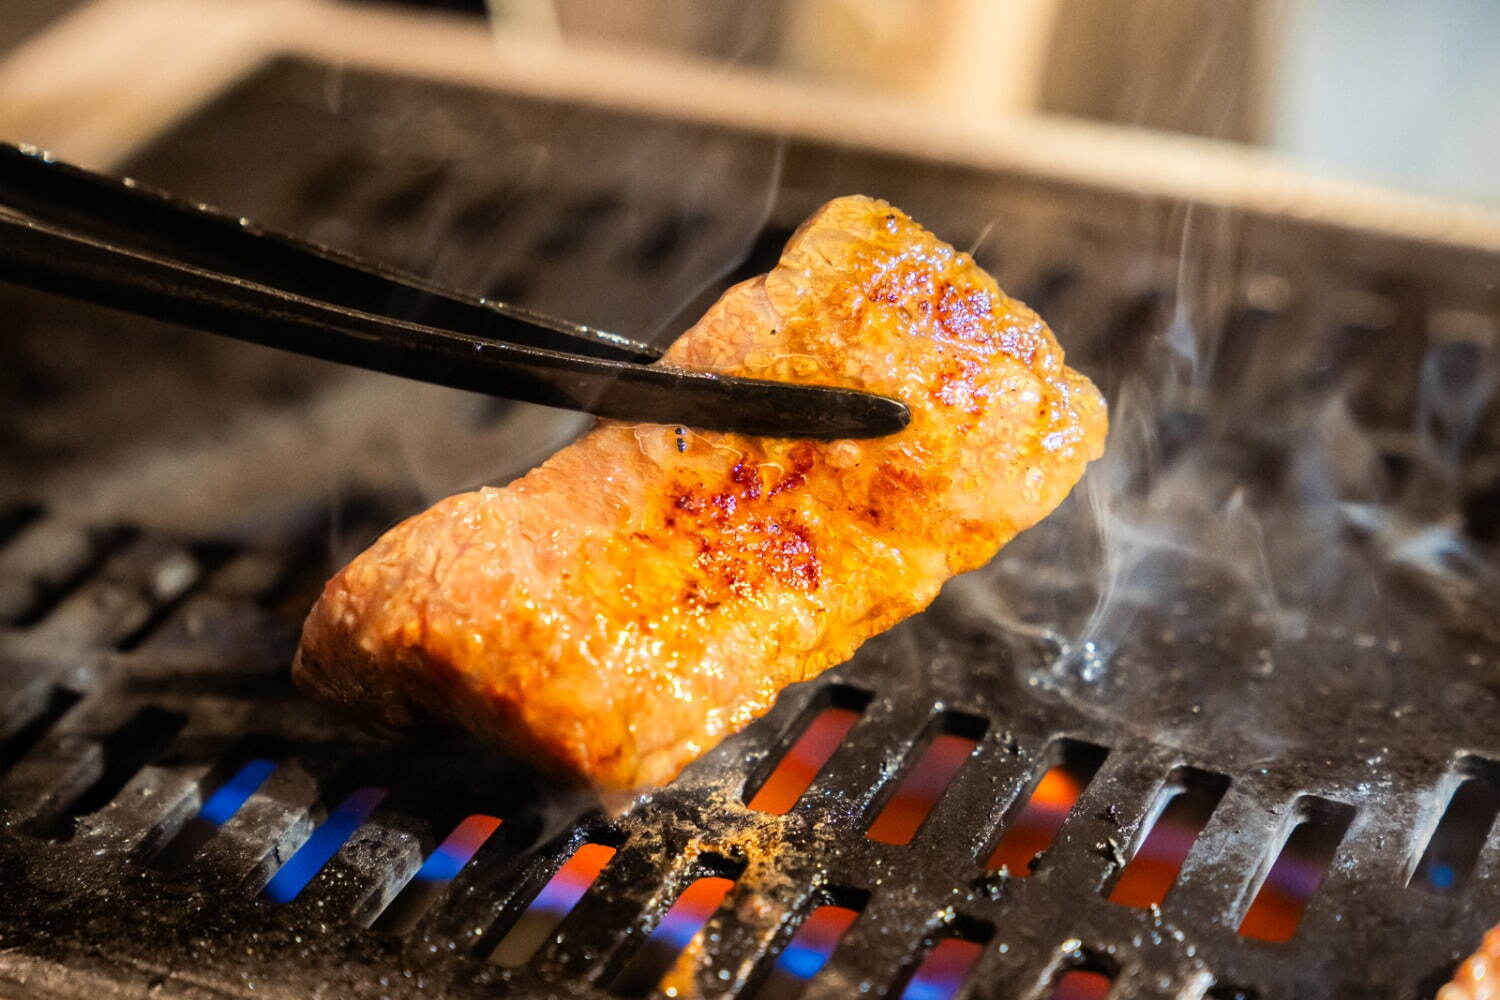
[1438,926,1500,1000]
[293,195,1108,793]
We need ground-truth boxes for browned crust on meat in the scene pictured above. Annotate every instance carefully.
[1439,925,1500,1000]
[293,195,1108,791]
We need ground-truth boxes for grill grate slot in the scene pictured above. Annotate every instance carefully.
[0,685,82,780]
[262,785,388,903]
[185,755,342,887]
[866,712,987,846]
[609,861,741,998]
[985,740,1109,877]
[630,210,714,273]
[152,757,280,870]
[750,891,866,1000]
[115,543,233,651]
[487,838,621,967]
[37,705,187,841]
[1410,757,1500,894]
[1237,796,1356,943]
[532,194,624,258]
[0,504,40,548]
[368,166,451,225]
[1046,968,1115,1000]
[1206,987,1259,1000]
[744,684,870,815]
[0,521,131,628]
[891,920,992,1000]
[21,536,213,649]
[449,189,526,242]
[1106,766,1230,909]
[371,813,504,932]
[293,148,377,211]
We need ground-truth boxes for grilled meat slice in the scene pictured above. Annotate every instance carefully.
[1439,926,1500,1000]
[293,195,1107,792]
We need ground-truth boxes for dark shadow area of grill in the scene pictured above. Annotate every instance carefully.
[0,685,81,779]
[31,705,188,840]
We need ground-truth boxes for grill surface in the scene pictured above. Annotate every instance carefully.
[1,58,1498,1000]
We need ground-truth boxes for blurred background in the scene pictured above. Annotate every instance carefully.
[3,0,1498,205]
[532,0,1500,207]
[503,0,1500,206]
[494,0,1478,211]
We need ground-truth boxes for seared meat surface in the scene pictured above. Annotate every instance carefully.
[1439,926,1500,1000]
[294,195,1107,792]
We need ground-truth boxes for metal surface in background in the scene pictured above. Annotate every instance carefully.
[0,58,1497,1000]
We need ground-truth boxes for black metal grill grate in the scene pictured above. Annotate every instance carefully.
[1,58,1498,1000]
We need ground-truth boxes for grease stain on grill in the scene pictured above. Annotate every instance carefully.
[892,918,992,1000]
[1410,756,1500,894]
[984,739,1108,876]
[488,839,620,968]
[1237,796,1355,943]
[743,685,871,815]
[866,711,987,846]
[1106,766,1230,909]
[262,785,388,903]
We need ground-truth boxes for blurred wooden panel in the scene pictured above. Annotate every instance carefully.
[780,0,1064,113]
[1039,0,1277,142]
[549,0,783,65]
[0,0,88,56]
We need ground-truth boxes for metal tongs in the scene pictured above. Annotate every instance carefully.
[0,142,908,439]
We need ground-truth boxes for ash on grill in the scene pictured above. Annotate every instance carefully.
[1,58,1497,1000]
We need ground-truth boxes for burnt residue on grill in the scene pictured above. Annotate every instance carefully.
[0,57,1498,1000]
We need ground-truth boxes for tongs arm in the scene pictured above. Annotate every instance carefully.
[0,141,656,362]
[0,143,909,439]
